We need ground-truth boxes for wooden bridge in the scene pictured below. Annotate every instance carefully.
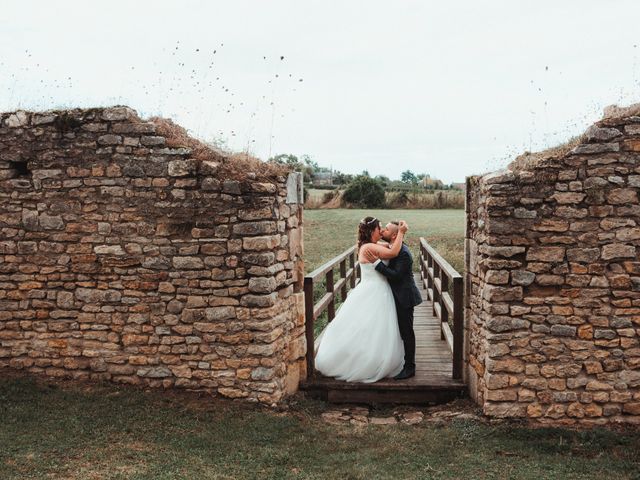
[300,238,466,404]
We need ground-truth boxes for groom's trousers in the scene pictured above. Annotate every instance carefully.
[394,299,416,370]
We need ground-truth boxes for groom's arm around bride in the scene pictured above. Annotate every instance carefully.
[369,221,423,379]
[370,221,422,308]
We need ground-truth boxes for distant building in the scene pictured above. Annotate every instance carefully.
[450,182,466,191]
[312,171,333,186]
[421,176,443,189]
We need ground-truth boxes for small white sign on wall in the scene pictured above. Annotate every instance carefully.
[286,172,303,204]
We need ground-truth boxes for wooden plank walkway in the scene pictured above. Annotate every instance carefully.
[300,274,467,405]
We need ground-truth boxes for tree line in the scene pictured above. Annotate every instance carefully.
[269,153,458,190]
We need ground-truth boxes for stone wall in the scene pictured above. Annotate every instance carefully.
[465,104,640,425]
[0,106,306,405]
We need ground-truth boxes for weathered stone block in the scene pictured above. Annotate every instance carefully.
[172,257,205,269]
[552,192,586,204]
[570,143,619,155]
[511,270,535,286]
[39,214,64,230]
[94,245,126,255]
[601,243,636,260]
[486,317,529,333]
[5,111,29,127]
[550,325,576,337]
[243,235,281,251]
[486,358,525,373]
[233,222,277,236]
[248,277,277,293]
[483,402,526,418]
[482,285,523,302]
[607,188,638,204]
[485,270,509,285]
[137,366,172,378]
[75,288,121,303]
[526,247,565,262]
[102,107,136,121]
[585,125,622,142]
[140,136,166,146]
[240,293,277,307]
[205,307,236,321]
[168,159,197,177]
[98,134,122,145]
[242,252,276,266]
[566,248,600,263]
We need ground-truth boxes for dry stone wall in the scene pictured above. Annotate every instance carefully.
[0,106,305,405]
[465,104,640,426]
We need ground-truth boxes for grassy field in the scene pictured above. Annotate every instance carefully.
[1,375,639,479]
[303,209,465,274]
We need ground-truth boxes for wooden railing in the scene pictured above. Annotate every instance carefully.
[419,238,464,379]
[304,246,360,376]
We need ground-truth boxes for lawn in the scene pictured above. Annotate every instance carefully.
[303,209,465,274]
[1,375,639,479]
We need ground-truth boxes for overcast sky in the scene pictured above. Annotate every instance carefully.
[1,1,640,183]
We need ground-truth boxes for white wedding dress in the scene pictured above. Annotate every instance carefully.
[314,262,404,383]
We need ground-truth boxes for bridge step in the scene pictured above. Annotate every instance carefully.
[300,377,467,405]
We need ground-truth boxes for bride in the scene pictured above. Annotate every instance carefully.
[314,216,407,383]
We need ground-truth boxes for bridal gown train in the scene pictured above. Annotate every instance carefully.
[314,262,404,383]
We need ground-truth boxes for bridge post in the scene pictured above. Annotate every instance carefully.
[304,277,315,377]
[452,276,464,379]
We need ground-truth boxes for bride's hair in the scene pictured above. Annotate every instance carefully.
[357,216,380,250]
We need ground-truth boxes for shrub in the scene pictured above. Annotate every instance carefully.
[387,191,410,208]
[322,189,339,203]
[343,176,385,208]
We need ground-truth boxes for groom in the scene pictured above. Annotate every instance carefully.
[367,221,423,380]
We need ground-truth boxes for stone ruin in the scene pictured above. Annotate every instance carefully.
[0,106,305,405]
[465,103,640,425]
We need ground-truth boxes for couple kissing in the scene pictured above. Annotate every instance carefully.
[314,217,423,382]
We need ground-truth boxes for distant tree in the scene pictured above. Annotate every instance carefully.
[270,153,300,167]
[343,176,385,208]
[269,153,314,182]
[374,175,390,187]
[333,171,353,185]
[401,170,418,185]
[361,170,370,178]
[301,154,319,170]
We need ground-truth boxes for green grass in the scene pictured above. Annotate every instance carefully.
[1,376,639,479]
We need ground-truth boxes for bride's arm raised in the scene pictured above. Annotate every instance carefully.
[361,229,405,260]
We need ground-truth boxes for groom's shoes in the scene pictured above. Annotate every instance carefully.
[393,367,416,380]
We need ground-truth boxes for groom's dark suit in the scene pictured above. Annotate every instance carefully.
[374,243,423,371]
